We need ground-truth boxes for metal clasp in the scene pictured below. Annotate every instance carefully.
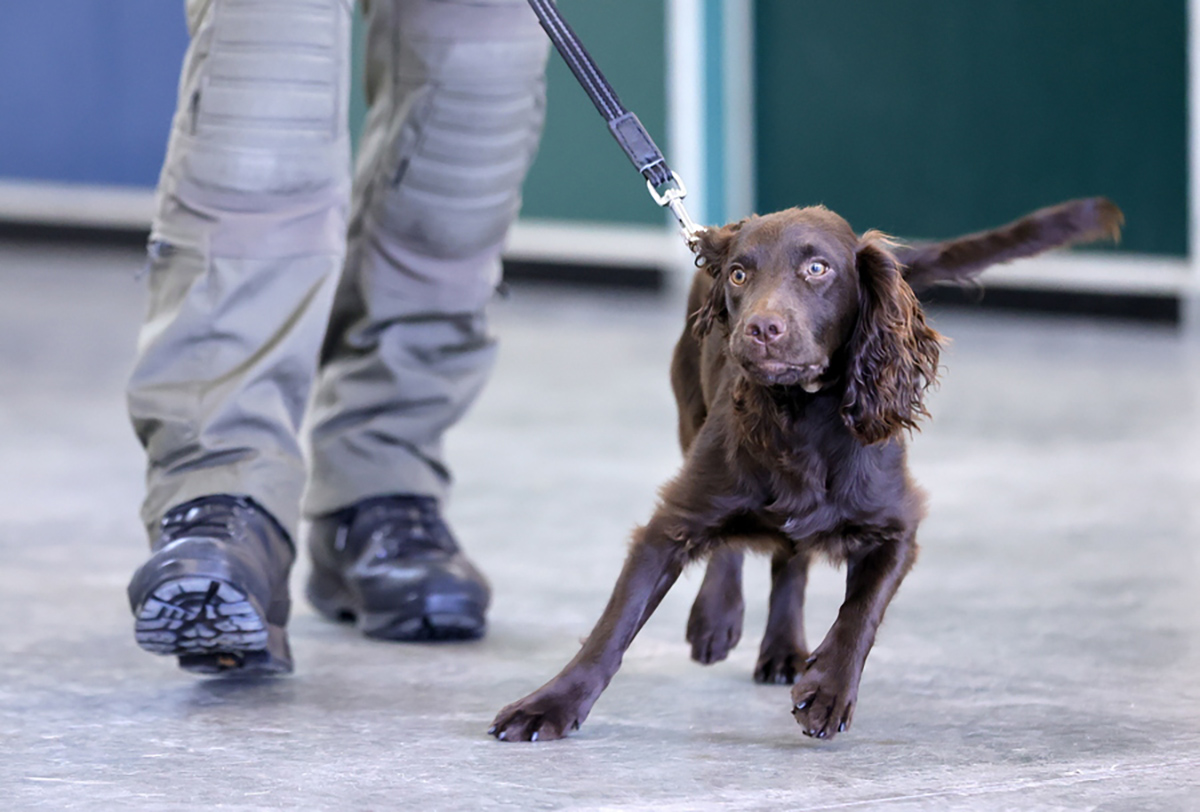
[647,172,702,248]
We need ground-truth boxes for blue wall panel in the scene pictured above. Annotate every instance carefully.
[0,3,188,187]
[3,2,663,228]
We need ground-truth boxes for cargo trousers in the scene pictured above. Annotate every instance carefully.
[127,0,549,539]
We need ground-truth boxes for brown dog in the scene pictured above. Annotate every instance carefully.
[490,198,1123,742]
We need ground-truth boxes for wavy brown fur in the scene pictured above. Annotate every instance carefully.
[843,232,943,444]
[897,197,1123,293]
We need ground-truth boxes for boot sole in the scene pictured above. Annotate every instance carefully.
[129,544,292,675]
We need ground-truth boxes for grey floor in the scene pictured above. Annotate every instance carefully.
[2,239,1200,811]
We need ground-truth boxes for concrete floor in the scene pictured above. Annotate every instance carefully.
[2,239,1199,811]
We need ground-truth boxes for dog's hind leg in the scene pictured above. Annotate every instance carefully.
[754,549,812,684]
[686,548,745,664]
[674,289,749,666]
[490,520,687,742]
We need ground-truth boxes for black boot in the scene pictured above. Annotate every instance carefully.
[127,495,295,675]
[305,495,490,641]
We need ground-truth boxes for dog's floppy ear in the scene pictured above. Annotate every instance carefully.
[841,231,943,444]
[692,220,744,337]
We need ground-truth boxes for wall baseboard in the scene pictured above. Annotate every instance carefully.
[921,285,1181,324]
[0,179,155,229]
[502,259,666,291]
[920,251,1191,324]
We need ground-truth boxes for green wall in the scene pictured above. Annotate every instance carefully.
[755,0,1188,256]
[519,0,667,225]
[348,1,1188,252]
[350,0,667,228]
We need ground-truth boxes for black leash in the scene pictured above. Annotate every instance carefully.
[526,0,702,245]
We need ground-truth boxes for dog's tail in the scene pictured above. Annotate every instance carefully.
[897,197,1124,294]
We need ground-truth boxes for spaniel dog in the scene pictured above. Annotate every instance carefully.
[490,198,1123,742]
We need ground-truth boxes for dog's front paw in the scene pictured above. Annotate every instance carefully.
[489,685,589,743]
[753,641,810,685]
[789,651,859,740]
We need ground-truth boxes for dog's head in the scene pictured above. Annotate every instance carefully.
[693,206,943,444]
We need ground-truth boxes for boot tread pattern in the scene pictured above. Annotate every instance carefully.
[134,577,268,655]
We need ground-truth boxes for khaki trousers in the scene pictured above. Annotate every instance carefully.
[127,0,548,539]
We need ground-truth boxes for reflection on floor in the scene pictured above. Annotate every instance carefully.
[2,240,1198,810]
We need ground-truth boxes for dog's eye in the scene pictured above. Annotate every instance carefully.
[806,261,830,278]
[729,267,748,286]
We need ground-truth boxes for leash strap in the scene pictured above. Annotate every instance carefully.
[526,0,702,243]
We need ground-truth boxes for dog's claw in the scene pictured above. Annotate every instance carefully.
[492,685,592,743]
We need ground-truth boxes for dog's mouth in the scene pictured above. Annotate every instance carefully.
[742,359,827,392]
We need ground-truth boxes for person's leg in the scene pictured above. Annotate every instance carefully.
[306,0,547,511]
[303,0,548,640]
[126,0,352,673]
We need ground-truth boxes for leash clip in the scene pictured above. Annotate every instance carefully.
[648,172,702,248]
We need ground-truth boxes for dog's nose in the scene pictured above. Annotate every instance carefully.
[745,315,786,344]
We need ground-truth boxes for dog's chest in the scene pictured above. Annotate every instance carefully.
[751,425,902,544]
